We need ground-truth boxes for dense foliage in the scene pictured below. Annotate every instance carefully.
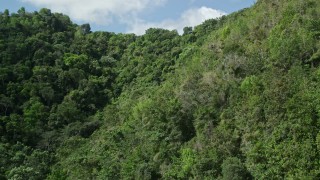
[1,0,320,179]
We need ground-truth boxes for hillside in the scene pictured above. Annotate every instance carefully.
[1,0,320,179]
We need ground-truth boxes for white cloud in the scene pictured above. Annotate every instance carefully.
[20,0,226,35]
[21,0,167,24]
[127,7,226,35]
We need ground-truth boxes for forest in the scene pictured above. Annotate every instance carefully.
[1,0,320,179]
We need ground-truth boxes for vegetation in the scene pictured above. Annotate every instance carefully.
[1,0,320,179]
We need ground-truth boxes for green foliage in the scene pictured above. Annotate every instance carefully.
[63,53,89,68]
[222,157,251,180]
[1,1,320,179]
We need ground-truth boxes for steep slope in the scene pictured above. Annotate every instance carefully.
[0,7,221,179]
[49,0,320,179]
[1,0,320,179]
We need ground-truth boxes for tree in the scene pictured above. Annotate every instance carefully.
[183,26,193,35]
[222,157,251,180]
[80,23,91,35]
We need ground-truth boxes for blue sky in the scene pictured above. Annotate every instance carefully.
[0,0,256,34]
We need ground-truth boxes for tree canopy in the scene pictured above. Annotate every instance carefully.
[1,0,320,179]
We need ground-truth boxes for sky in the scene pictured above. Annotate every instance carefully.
[0,0,256,35]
